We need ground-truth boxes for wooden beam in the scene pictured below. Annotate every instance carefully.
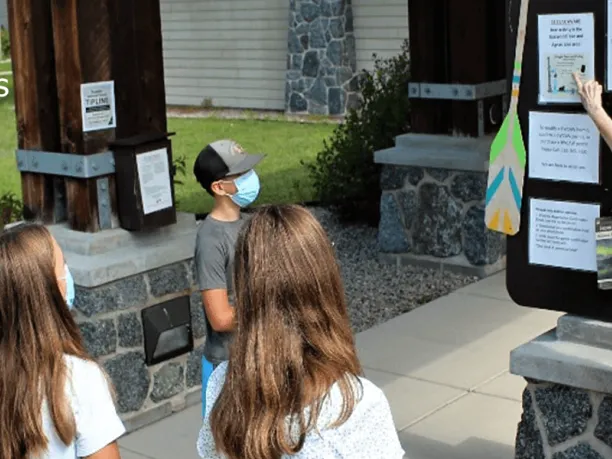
[8,0,61,222]
[408,0,450,134]
[51,0,117,232]
[447,0,488,137]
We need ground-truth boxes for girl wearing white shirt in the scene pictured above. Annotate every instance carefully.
[197,204,405,459]
[0,223,125,459]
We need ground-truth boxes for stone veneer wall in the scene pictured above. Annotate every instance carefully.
[74,259,206,430]
[285,0,359,115]
[516,381,612,459]
[378,164,506,275]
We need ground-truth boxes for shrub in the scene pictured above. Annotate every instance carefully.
[303,39,411,226]
[0,192,22,230]
[0,26,9,60]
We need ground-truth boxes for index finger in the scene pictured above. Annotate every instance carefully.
[573,72,584,89]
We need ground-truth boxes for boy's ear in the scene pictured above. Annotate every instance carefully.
[210,180,228,196]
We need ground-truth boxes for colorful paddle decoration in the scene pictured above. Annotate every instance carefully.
[485,0,530,236]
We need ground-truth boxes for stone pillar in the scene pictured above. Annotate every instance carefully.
[511,315,612,459]
[285,0,359,116]
[375,134,506,278]
[50,213,206,431]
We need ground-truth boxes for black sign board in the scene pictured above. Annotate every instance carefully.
[506,0,612,319]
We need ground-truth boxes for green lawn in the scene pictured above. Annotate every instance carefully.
[0,73,335,214]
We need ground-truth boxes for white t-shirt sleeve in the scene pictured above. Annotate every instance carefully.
[357,387,406,458]
[197,362,228,458]
[68,357,126,457]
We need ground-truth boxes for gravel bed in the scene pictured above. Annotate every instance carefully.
[307,206,478,333]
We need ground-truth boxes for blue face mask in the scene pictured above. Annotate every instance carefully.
[61,264,75,310]
[230,170,261,208]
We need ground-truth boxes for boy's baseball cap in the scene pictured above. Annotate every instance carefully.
[193,140,265,188]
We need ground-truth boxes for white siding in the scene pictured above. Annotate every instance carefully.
[352,0,409,73]
[160,0,289,110]
[0,0,7,32]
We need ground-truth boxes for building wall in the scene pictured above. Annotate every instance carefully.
[352,0,409,73]
[160,0,289,110]
[160,0,410,111]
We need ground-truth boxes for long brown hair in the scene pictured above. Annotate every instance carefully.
[0,223,95,458]
[211,205,363,459]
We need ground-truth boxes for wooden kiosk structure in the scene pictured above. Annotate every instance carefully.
[9,0,175,232]
[7,0,203,429]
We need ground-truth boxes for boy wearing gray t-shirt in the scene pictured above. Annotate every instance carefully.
[192,140,265,366]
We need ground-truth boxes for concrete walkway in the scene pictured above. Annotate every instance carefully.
[118,271,561,459]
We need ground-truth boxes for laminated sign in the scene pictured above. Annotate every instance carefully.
[80,81,117,132]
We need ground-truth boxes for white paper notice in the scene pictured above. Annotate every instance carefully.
[528,111,600,184]
[80,81,117,132]
[136,149,173,215]
[538,13,595,104]
[529,198,599,272]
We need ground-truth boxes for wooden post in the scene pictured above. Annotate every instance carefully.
[8,0,61,222]
[408,0,450,134]
[50,0,117,232]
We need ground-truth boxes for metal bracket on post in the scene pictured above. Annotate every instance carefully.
[16,150,116,230]
[96,177,112,230]
[16,150,116,178]
[408,80,507,101]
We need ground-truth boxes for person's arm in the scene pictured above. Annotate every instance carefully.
[574,72,612,150]
[195,237,235,332]
[202,289,235,332]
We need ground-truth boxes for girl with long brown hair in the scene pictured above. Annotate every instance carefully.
[0,223,125,459]
[197,205,404,459]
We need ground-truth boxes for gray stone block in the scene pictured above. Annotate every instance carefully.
[515,389,545,459]
[329,17,344,38]
[310,19,327,49]
[303,50,320,77]
[326,40,343,66]
[186,345,206,389]
[463,205,504,266]
[534,385,591,446]
[552,443,604,459]
[291,53,303,71]
[413,184,462,257]
[557,315,612,350]
[79,319,117,358]
[380,165,424,190]
[288,30,303,54]
[510,329,612,394]
[105,351,150,413]
[75,284,119,317]
[397,190,417,230]
[74,272,151,317]
[451,172,486,203]
[424,168,451,183]
[117,275,149,310]
[118,313,143,348]
[148,262,190,298]
[377,134,491,172]
[306,77,328,105]
[300,2,320,22]
[595,396,612,448]
[190,292,207,340]
[300,34,309,50]
[328,88,345,115]
[378,192,410,253]
[295,22,310,35]
[289,93,308,112]
[151,362,185,403]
